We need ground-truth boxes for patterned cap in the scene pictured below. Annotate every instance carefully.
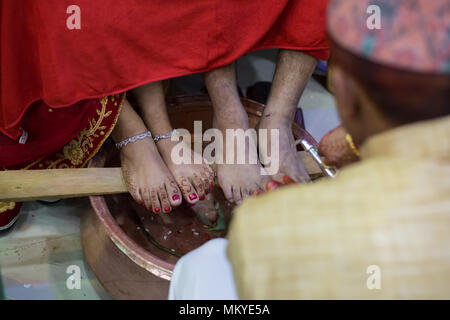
[327,0,450,74]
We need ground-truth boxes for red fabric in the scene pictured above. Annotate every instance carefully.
[0,99,100,167]
[0,202,22,230]
[1,0,329,138]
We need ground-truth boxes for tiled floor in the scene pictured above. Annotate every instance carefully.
[0,199,111,299]
[0,50,340,300]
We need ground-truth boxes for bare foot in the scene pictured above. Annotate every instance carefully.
[204,62,269,204]
[217,161,268,204]
[120,138,182,214]
[133,81,214,205]
[156,138,215,205]
[214,115,269,204]
[258,115,310,184]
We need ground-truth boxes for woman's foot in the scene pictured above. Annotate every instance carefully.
[120,137,183,214]
[133,81,214,205]
[112,99,182,214]
[156,138,215,205]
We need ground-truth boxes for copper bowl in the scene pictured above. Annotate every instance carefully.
[81,95,321,299]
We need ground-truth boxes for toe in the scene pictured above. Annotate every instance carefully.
[150,188,161,214]
[200,171,211,195]
[241,188,251,201]
[257,175,271,191]
[177,175,199,204]
[271,172,285,184]
[166,180,182,207]
[125,179,144,206]
[141,187,153,211]
[222,184,233,203]
[265,180,281,191]
[158,185,172,214]
[191,174,206,200]
[232,186,243,204]
[202,166,215,187]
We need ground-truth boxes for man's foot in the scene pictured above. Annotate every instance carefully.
[156,139,215,205]
[217,162,268,204]
[204,62,270,204]
[214,114,269,204]
[120,137,182,214]
[258,114,310,183]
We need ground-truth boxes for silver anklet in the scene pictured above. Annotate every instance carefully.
[153,129,178,143]
[115,131,152,149]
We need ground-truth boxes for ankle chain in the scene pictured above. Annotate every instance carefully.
[115,131,152,149]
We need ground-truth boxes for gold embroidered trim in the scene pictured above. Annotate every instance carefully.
[45,93,125,169]
[81,93,125,168]
[0,202,15,214]
[2,93,125,173]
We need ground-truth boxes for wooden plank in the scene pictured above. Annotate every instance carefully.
[0,168,127,202]
[0,151,322,202]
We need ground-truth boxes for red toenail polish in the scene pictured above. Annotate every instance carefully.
[189,193,198,201]
[172,194,180,201]
[164,206,171,213]
[148,206,152,211]
[200,195,205,201]
[154,207,160,213]
[205,189,209,195]
[266,180,281,191]
[210,183,214,189]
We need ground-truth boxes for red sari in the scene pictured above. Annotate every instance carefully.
[0,0,328,215]
[0,0,328,167]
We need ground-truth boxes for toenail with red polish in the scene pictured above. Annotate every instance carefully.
[148,206,152,211]
[154,207,161,213]
[200,195,205,201]
[164,206,171,212]
[210,183,215,189]
[172,194,180,201]
[205,190,209,195]
[266,180,281,191]
[189,193,198,201]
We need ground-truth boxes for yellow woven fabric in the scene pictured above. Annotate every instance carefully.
[227,115,450,299]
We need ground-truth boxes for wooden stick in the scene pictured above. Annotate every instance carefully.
[0,151,322,202]
[0,168,127,202]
